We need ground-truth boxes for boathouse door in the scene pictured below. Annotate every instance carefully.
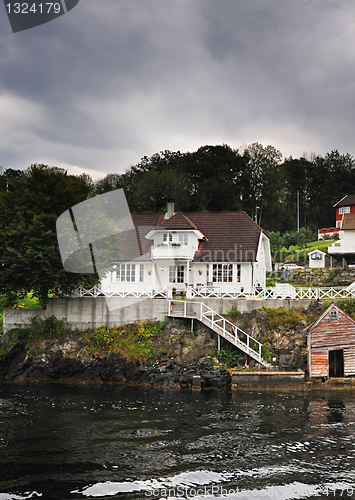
[329,349,344,377]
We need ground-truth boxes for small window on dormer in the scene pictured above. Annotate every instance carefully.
[330,310,338,320]
[179,233,188,245]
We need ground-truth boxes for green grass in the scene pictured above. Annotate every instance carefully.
[278,239,335,265]
[306,239,335,251]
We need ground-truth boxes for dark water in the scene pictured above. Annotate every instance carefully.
[1,384,355,500]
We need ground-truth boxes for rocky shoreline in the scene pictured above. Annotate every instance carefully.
[0,343,231,389]
[0,305,321,389]
[0,318,234,389]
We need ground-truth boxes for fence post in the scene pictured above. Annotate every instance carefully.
[184,301,187,317]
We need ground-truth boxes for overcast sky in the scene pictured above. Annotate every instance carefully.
[0,0,355,180]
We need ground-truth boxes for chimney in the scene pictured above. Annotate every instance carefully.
[167,199,175,219]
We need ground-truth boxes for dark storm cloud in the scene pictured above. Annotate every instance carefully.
[0,0,355,178]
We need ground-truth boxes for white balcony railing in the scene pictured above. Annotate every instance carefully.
[328,244,355,254]
[151,244,196,260]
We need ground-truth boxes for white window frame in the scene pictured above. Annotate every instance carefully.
[339,207,350,214]
[236,264,241,283]
[163,233,173,243]
[179,233,188,245]
[139,264,144,282]
[115,263,136,282]
[169,265,185,283]
[212,263,233,283]
[330,310,338,320]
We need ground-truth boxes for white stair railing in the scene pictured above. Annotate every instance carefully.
[168,300,270,367]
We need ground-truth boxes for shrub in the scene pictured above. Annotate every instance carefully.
[27,316,69,343]
[263,306,305,329]
[334,299,355,319]
[84,320,166,361]
[226,306,241,322]
[215,349,239,368]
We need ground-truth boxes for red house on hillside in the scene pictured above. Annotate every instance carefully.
[334,194,355,228]
[318,194,355,240]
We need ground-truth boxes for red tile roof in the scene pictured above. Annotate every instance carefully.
[117,213,163,261]
[341,213,355,230]
[117,211,263,263]
[158,212,201,231]
[185,212,262,262]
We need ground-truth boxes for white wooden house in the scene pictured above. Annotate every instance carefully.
[100,202,272,295]
[328,213,355,265]
[308,249,330,268]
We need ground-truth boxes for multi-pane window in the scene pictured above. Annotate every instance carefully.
[169,266,175,283]
[177,265,184,282]
[212,264,233,282]
[330,310,338,320]
[339,207,350,214]
[169,265,185,283]
[236,264,241,283]
[179,233,188,245]
[115,264,136,282]
[163,233,173,243]
[139,264,144,282]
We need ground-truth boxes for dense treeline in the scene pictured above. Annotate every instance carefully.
[2,142,355,232]
[92,143,355,232]
[0,164,98,306]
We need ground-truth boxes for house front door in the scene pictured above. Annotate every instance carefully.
[329,349,344,377]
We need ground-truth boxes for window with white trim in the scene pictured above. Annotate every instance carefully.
[330,310,338,320]
[115,264,136,282]
[339,206,350,214]
[139,264,144,282]
[169,265,185,283]
[163,233,173,243]
[179,233,188,245]
[236,264,241,283]
[212,263,233,282]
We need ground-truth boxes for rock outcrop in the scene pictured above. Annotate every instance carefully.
[0,319,231,389]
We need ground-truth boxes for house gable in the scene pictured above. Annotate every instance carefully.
[305,303,355,349]
[306,303,355,378]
